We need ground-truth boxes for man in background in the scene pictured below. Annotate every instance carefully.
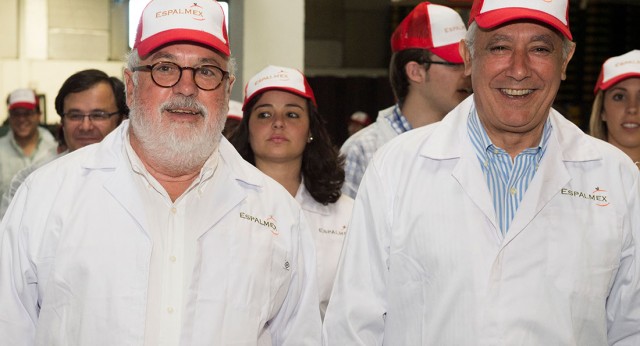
[340,1,471,198]
[0,88,57,197]
[0,69,127,219]
[347,111,371,137]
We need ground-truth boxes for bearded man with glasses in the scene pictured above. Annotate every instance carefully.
[0,0,322,344]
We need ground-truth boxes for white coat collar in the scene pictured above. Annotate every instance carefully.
[295,178,331,216]
[80,120,269,188]
[417,95,603,164]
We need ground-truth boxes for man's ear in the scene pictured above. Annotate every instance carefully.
[460,39,472,77]
[123,68,135,108]
[405,61,426,84]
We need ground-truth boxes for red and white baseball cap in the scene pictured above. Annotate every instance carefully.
[594,50,640,94]
[390,2,467,63]
[8,88,39,111]
[227,100,243,121]
[469,0,572,40]
[243,65,316,111]
[350,111,371,126]
[133,0,229,58]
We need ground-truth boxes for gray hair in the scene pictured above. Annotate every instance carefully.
[463,22,575,60]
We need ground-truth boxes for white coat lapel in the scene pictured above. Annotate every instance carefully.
[190,139,258,240]
[103,159,151,236]
[502,138,570,245]
[452,143,501,237]
[502,110,598,245]
[85,122,151,236]
[191,159,248,240]
[425,97,501,236]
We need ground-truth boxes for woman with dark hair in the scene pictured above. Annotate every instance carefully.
[589,50,640,168]
[229,65,353,319]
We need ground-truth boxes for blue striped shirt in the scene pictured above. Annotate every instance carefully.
[467,108,551,236]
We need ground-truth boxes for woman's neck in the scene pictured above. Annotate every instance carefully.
[255,158,302,197]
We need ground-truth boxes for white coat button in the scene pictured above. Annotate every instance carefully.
[171,207,177,214]
[169,255,177,262]
[167,307,174,314]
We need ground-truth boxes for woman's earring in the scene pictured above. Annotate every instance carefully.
[307,135,314,143]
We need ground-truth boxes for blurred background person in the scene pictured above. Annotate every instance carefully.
[229,65,353,319]
[0,69,127,219]
[56,69,127,153]
[347,111,372,136]
[223,99,243,138]
[340,1,471,198]
[0,88,57,197]
[589,49,640,168]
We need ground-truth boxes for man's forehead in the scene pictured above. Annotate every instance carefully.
[480,21,564,41]
[145,42,227,64]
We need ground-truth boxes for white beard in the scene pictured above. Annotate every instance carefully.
[129,92,226,175]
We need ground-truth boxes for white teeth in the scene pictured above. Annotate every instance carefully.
[170,109,198,115]
[502,88,533,96]
[622,123,639,129]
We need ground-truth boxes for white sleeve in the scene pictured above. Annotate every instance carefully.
[323,158,392,345]
[0,182,39,346]
[607,172,640,344]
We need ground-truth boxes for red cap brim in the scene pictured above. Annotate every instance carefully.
[136,28,230,58]
[595,72,640,94]
[474,8,572,40]
[9,102,37,111]
[430,42,463,64]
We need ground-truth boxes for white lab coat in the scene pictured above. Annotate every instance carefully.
[295,183,353,319]
[0,121,322,345]
[323,96,640,345]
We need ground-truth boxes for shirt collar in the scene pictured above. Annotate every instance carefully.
[123,131,220,200]
[387,104,413,134]
[467,106,552,160]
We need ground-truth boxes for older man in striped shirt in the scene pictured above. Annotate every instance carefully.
[323,0,640,344]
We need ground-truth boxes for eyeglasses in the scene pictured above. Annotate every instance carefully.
[132,62,230,91]
[63,111,120,123]
[421,60,464,68]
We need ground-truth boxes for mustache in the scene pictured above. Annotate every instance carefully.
[160,96,208,118]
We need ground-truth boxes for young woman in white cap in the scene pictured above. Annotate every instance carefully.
[229,65,354,320]
[589,49,640,168]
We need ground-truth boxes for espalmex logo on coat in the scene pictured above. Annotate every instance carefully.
[240,212,279,235]
[560,187,610,207]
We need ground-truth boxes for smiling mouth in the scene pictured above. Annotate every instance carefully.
[622,123,639,129]
[501,88,534,96]
[167,109,201,116]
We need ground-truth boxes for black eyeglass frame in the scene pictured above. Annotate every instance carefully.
[420,60,464,67]
[62,110,120,122]
[131,62,230,91]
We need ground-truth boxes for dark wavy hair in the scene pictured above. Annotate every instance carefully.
[55,69,129,121]
[229,93,345,205]
[389,48,433,107]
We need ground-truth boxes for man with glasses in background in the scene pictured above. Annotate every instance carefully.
[0,0,321,344]
[0,69,127,219]
[340,1,472,198]
[0,88,57,198]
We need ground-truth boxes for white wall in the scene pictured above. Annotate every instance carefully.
[242,0,305,81]
[0,0,306,125]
